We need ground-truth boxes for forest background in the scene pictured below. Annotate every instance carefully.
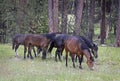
[0,0,120,47]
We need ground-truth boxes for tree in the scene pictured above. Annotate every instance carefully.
[48,0,54,33]
[116,0,120,47]
[61,0,68,34]
[88,0,95,42]
[74,0,84,35]
[48,0,59,33]
[100,0,106,44]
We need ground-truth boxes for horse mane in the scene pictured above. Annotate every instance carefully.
[45,33,56,40]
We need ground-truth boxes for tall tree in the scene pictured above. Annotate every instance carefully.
[100,0,106,44]
[74,0,84,35]
[48,0,54,33]
[48,0,59,33]
[116,0,120,47]
[61,0,68,34]
[53,0,59,32]
[89,0,95,42]
[16,0,27,33]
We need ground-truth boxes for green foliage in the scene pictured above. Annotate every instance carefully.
[0,44,120,81]
[0,0,48,43]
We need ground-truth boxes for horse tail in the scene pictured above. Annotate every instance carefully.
[48,42,54,53]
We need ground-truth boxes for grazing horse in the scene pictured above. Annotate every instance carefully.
[48,34,68,61]
[64,36,94,70]
[78,36,98,58]
[74,36,98,63]
[12,34,37,57]
[48,34,98,62]
[24,33,56,59]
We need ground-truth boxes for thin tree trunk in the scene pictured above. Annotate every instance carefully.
[89,0,95,42]
[61,0,68,34]
[48,0,54,33]
[48,0,59,33]
[74,0,84,35]
[100,0,106,44]
[53,0,59,32]
[116,0,120,47]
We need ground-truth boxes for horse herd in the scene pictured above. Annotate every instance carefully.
[12,33,98,70]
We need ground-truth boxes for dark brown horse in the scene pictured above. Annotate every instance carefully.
[64,36,94,70]
[12,34,37,57]
[24,33,56,59]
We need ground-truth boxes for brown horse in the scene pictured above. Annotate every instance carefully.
[24,33,56,59]
[12,34,37,57]
[64,36,94,70]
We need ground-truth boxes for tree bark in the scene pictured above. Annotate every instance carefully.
[116,0,120,47]
[48,0,59,33]
[53,0,59,32]
[100,0,106,44]
[89,0,95,42]
[48,0,54,33]
[61,0,68,34]
[74,0,84,35]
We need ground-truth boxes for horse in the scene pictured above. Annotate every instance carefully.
[48,34,68,61]
[48,34,98,62]
[74,36,98,63]
[77,36,98,58]
[12,34,37,57]
[24,33,56,59]
[64,36,94,70]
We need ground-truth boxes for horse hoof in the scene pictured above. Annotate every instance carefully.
[79,66,83,69]
[90,67,94,70]
[42,57,46,60]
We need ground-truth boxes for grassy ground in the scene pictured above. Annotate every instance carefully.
[0,44,120,81]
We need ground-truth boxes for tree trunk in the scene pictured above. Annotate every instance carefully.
[53,0,59,32]
[74,0,84,35]
[48,0,54,33]
[116,0,120,47]
[48,0,59,33]
[100,0,106,44]
[61,0,68,34]
[89,0,95,42]
[16,0,27,33]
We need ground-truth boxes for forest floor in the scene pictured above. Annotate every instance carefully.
[0,44,120,81]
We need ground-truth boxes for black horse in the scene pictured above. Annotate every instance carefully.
[48,34,69,61]
[48,34,98,62]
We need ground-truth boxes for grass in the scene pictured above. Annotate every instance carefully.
[0,44,120,81]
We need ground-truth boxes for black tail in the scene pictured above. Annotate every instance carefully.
[48,42,54,53]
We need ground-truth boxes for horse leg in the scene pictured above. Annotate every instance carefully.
[37,47,42,55]
[28,46,33,59]
[55,49,58,61]
[57,48,62,62]
[32,47,37,57]
[78,54,83,69]
[24,46,27,59]
[71,54,75,68]
[42,49,46,59]
[15,44,19,57]
[65,50,68,67]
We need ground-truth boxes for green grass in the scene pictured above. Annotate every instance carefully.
[0,44,120,81]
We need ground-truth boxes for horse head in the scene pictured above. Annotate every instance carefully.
[91,43,98,58]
